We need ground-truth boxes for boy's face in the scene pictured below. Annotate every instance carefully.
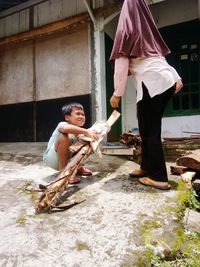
[65,107,85,127]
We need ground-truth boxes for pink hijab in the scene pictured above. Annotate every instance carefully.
[110,0,170,61]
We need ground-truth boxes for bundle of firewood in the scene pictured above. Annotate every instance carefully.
[35,110,120,214]
[170,149,200,189]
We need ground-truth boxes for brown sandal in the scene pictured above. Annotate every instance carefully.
[139,177,171,190]
[129,168,147,178]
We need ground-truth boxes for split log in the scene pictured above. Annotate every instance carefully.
[35,110,120,213]
[177,149,200,170]
[170,165,188,175]
[180,171,196,189]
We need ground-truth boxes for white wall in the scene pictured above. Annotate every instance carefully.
[0,25,90,105]
[0,42,34,105]
[150,0,199,28]
[162,115,200,137]
[122,76,138,132]
[104,15,118,40]
[36,25,89,101]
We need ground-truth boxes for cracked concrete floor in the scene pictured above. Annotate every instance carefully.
[0,143,185,267]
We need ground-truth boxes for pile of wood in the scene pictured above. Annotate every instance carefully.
[170,149,200,188]
[118,132,142,157]
[120,132,141,148]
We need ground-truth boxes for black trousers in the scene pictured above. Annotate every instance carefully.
[137,83,175,182]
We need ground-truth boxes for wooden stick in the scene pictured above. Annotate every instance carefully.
[107,110,121,127]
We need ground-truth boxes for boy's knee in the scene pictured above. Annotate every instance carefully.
[57,133,71,147]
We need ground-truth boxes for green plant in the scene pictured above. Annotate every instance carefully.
[16,215,26,226]
[185,189,200,211]
[76,241,90,251]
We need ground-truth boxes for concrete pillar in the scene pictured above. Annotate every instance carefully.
[93,19,107,121]
[198,0,200,19]
[89,0,107,123]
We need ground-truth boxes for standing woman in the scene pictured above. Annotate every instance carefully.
[109,0,183,190]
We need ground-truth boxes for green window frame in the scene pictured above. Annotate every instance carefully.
[164,42,200,117]
[160,20,200,117]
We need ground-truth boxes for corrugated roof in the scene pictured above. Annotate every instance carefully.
[0,0,29,12]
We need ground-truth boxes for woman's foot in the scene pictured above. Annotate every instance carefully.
[139,177,171,190]
[129,168,147,178]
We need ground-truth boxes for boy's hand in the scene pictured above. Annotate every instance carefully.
[110,95,121,108]
[85,130,99,141]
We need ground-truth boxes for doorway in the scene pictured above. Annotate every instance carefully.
[105,33,122,142]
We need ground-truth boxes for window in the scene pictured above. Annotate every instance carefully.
[164,42,200,117]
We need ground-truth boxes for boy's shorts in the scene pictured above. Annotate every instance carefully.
[43,134,77,171]
[43,144,59,170]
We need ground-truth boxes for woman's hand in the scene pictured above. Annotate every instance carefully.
[175,79,183,94]
[110,95,121,108]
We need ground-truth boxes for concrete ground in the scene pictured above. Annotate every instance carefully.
[0,142,195,267]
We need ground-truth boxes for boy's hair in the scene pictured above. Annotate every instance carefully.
[62,102,84,117]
